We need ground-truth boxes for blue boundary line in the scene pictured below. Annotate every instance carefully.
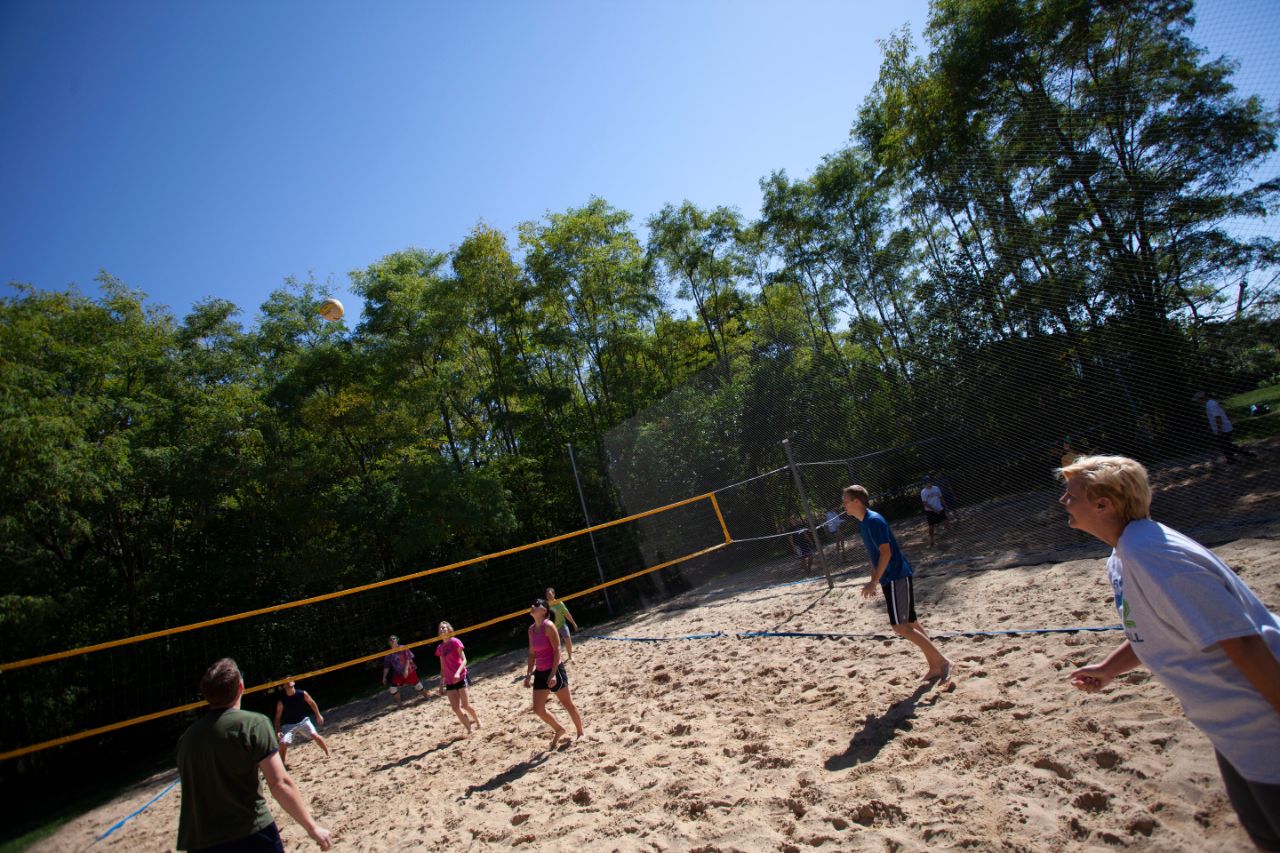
[593,631,725,643]
[94,779,179,843]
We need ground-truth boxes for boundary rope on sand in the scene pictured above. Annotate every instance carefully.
[593,632,726,643]
[93,779,179,844]
[739,626,1124,641]
[589,625,1122,643]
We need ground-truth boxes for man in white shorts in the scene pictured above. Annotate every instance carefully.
[274,680,330,767]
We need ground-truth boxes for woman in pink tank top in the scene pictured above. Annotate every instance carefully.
[524,598,584,748]
[436,621,480,736]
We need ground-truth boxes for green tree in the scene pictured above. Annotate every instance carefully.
[647,201,750,383]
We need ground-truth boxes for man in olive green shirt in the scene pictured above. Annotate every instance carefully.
[177,658,331,851]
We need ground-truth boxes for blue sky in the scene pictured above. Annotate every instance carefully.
[2,1,1277,325]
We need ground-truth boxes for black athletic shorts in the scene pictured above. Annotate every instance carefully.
[532,664,568,692]
[882,577,918,626]
[444,675,470,691]
[193,822,284,853]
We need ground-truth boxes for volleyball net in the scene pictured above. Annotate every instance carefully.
[0,492,730,762]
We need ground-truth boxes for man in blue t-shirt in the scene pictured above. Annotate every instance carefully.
[842,485,951,682]
[1060,455,1280,849]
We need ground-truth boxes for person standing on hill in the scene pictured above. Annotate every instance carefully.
[842,486,951,683]
[1194,391,1256,464]
[177,658,331,851]
[1060,455,1280,849]
[274,680,330,767]
[546,587,580,662]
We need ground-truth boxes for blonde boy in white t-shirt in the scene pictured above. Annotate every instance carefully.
[1059,455,1280,848]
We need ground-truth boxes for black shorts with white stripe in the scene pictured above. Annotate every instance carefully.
[882,577,918,626]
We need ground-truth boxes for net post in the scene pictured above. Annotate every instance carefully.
[708,492,732,544]
[567,443,614,617]
[782,438,834,589]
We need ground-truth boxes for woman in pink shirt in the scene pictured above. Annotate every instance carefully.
[436,621,480,736]
[524,598,584,747]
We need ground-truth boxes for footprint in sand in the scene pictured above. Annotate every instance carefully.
[1032,757,1074,780]
[1090,749,1121,769]
[1073,791,1111,813]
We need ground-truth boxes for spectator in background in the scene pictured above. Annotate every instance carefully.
[789,515,816,572]
[825,509,846,561]
[919,476,951,548]
[1194,391,1256,464]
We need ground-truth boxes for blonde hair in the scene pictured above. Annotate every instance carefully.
[1058,455,1151,524]
[438,621,454,635]
[842,485,871,506]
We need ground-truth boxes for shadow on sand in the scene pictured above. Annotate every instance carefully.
[371,738,462,773]
[825,683,940,771]
[460,753,553,799]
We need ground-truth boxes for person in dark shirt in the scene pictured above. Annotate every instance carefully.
[176,658,331,851]
[273,680,330,767]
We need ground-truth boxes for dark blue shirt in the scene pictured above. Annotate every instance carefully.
[859,509,912,582]
[278,691,310,726]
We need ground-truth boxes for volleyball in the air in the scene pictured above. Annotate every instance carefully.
[319,298,344,322]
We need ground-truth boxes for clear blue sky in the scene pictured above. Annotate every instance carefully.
[2,0,1277,324]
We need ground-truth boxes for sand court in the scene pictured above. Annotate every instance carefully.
[36,525,1278,852]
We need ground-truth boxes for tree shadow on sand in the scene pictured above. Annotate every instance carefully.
[825,684,939,771]
[459,753,553,799]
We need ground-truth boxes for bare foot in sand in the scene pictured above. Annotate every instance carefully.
[925,662,953,684]
[549,726,567,749]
